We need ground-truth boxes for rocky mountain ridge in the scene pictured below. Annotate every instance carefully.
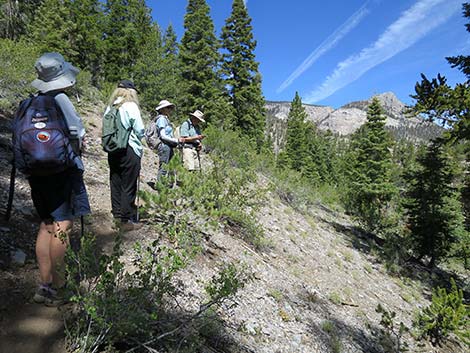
[265,92,443,153]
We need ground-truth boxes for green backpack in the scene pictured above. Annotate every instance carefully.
[101,106,133,153]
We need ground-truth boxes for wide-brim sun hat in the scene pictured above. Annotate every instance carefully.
[189,109,205,123]
[31,52,79,93]
[155,99,175,112]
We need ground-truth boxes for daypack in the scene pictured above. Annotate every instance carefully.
[12,94,76,176]
[144,118,161,149]
[101,106,132,153]
[173,124,181,140]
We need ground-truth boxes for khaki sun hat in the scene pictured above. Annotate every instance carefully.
[155,99,175,112]
[189,109,205,123]
[31,52,79,93]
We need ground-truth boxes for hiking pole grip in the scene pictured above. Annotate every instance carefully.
[5,163,16,221]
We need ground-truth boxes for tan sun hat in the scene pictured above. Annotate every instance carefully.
[189,109,205,123]
[31,52,79,93]
[155,99,175,112]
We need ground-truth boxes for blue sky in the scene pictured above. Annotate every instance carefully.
[148,0,469,108]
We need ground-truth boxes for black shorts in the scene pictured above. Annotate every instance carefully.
[28,168,91,223]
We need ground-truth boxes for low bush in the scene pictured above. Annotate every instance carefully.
[414,278,469,347]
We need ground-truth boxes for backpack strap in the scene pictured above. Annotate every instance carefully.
[6,97,34,221]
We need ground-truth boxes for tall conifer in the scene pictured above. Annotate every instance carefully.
[347,97,396,231]
[134,23,163,111]
[221,0,265,146]
[68,0,104,84]
[28,0,76,58]
[179,0,233,125]
[284,92,308,172]
[404,140,466,267]
[0,0,43,40]
[103,0,152,83]
[159,25,182,110]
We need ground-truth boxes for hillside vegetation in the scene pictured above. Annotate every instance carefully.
[0,1,469,353]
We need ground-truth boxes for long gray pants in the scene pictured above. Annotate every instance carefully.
[157,143,174,181]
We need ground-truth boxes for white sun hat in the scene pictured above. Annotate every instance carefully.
[155,99,175,112]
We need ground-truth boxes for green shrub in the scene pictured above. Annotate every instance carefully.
[64,233,250,352]
[0,39,39,114]
[414,278,469,347]
[0,38,101,116]
[140,151,268,250]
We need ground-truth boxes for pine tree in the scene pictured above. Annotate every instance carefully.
[446,3,470,79]
[221,0,265,147]
[410,4,470,268]
[159,25,182,110]
[28,0,77,59]
[302,121,323,183]
[0,0,43,40]
[68,0,104,84]
[283,92,308,172]
[179,0,233,125]
[133,22,163,111]
[347,97,396,231]
[404,140,466,268]
[102,0,153,83]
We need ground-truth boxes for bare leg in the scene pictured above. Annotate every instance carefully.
[35,220,72,287]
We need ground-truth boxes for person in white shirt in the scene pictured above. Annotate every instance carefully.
[104,80,145,231]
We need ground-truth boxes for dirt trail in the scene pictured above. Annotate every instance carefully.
[0,107,157,352]
[0,304,64,353]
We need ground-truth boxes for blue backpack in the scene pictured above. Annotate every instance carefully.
[12,94,76,176]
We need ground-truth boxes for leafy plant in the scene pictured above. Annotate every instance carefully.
[64,233,251,352]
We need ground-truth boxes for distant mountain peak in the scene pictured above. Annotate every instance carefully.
[265,92,443,152]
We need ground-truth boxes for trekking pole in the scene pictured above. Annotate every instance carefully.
[197,150,202,174]
[5,163,16,221]
[136,175,140,222]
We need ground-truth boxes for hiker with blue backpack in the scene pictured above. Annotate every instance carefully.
[149,99,186,183]
[11,52,91,306]
[102,80,145,231]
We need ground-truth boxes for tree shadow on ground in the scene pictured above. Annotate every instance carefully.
[320,217,470,302]
[296,286,394,353]
[105,308,256,353]
[0,304,65,353]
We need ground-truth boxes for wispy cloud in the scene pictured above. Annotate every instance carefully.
[276,1,372,93]
[305,0,461,104]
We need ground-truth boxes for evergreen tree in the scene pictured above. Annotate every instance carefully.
[28,0,76,59]
[159,24,182,111]
[302,121,323,183]
[283,92,308,173]
[410,4,470,267]
[134,22,163,112]
[221,0,265,147]
[68,0,104,84]
[179,0,233,125]
[404,140,466,268]
[346,97,396,231]
[446,3,470,78]
[102,0,153,83]
[0,0,43,40]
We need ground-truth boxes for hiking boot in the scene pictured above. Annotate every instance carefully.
[33,284,55,303]
[44,287,71,307]
[120,220,143,232]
